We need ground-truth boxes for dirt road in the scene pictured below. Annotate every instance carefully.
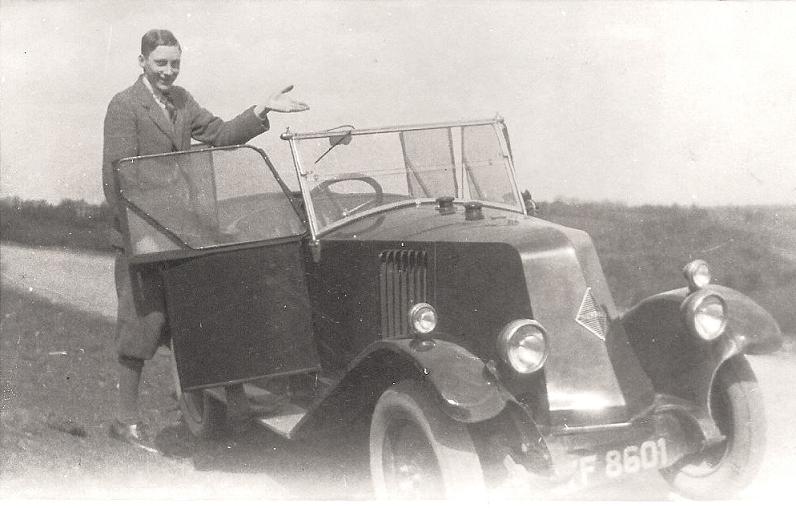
[1,243,116,320]
[1,242,794,500]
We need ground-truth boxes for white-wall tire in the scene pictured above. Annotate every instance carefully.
[661,355,766,499]
[370,379,486,500]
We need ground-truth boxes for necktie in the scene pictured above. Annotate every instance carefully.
[163,95,177,123]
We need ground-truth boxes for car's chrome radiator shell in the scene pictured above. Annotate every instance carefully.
[379,249,428,338]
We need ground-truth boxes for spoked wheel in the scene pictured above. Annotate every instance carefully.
[661,355,766,499]
[370,380,486,500]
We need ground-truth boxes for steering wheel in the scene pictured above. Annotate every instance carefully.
[310,173,384,223]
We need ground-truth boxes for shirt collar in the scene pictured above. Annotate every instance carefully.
[141,74,169,109]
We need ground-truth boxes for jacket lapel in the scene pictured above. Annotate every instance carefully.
[131,76,179,149]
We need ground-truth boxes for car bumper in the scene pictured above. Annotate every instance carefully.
[514,394,719,494]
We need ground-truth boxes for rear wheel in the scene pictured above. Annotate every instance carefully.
[179,389,227,439]
[370,379,486,500]
[661,355,765,499]
[170,342,227,439]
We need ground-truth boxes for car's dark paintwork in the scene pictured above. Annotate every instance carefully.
[311,202,657,428]
[292,336,508,437]
[163,241,319,390]
[112,124,782,494]
[716,285,784,354]
[622,284,782,414]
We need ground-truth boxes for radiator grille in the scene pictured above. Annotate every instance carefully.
[379,250,429,338]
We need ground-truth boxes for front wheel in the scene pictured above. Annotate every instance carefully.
[370,379,486,500]
[661,355,766,499]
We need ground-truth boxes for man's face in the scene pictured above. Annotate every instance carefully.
[138,45,181,94]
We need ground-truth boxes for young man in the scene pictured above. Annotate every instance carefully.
[102,29,308,452]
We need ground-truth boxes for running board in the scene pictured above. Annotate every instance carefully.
[205,383,308,439]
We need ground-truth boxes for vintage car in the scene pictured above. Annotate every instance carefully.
[112,117,781,500]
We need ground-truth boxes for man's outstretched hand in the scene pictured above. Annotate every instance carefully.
[258,85,310,115]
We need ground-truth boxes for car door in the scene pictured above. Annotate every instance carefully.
[114,145,319,390]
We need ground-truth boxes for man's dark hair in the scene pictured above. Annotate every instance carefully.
[141,29,180,57]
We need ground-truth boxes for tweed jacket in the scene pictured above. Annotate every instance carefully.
[102,75,268,246]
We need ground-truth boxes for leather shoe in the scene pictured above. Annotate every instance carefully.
[109,419,160,454]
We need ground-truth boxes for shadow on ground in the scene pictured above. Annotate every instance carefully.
[153,417,374,499]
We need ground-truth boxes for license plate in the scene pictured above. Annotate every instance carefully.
[570,438,668,488]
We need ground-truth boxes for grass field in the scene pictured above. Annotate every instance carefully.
[0,286,186,497]
[0,198,114,253]
[0,286,373,499]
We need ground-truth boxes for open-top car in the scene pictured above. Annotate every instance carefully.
[112,117,782,499]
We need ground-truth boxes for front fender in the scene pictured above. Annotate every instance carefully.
[621,285,781,410]
[710,285,783,354]
[294,335,508,437]
[368,336,508,422]
[327,334,504,423]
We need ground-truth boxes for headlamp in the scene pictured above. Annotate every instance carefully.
[408,303,437,334]
[683,291,728,341]
[683,259,712,292]
[497,319,549,374]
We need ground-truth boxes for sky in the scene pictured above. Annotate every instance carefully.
[1,0,795,206]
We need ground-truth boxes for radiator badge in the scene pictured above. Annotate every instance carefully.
[576,287,608,341]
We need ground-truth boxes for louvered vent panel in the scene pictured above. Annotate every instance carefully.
[379,250,428,338]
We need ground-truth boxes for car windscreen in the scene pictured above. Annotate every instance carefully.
[461,124,521,207]
[291,123,522,231]
[115,145,305,258]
